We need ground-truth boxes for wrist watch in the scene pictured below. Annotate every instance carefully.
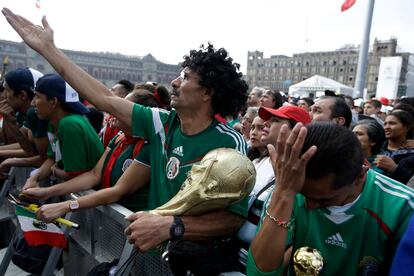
[169,216,185,241]
[69,200,79,211]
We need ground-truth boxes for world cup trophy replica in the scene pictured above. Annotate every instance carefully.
[150,148,256,216]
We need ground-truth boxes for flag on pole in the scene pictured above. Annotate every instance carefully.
[36,0,40,9]
[15,205,67,248]
[341,0,356,12]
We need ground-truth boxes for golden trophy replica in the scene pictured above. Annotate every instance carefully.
[150,148,256,216]
[293,247,324,275]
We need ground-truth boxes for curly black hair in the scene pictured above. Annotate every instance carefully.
[181,43,248,118]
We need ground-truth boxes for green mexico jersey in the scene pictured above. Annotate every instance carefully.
[23,106,49,137]
[102,133,150,212]
[131,104,248,216]
[247,169,414,275]
[47,114,104,174]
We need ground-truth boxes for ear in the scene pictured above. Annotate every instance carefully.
[202,88,213,102]
[49,97,59,108]
[355,165,369,186]
[19,90,29,101]
[334,116,346,126]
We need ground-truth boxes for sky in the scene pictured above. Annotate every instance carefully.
[0,0,413,73]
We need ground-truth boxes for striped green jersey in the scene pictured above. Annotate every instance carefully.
[131,104,248,216]
[247,169,414,275]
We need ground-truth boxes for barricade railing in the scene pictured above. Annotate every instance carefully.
[0,167,33,211]
[0,166,68,276]
[0,167,242,275]
[66,190,173,275]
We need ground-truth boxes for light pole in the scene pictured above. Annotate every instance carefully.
[0,56,9,81]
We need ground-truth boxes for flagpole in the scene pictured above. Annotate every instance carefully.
[354,0,376,99]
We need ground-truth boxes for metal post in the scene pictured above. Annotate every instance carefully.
[354,0,376,98]
[0,56,8,80]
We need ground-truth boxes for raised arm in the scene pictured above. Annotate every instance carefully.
[249,124,316,273]
[2,8,134,127]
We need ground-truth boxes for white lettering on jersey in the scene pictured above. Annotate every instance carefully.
[325,233,347,248]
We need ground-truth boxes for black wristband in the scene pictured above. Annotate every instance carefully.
[170,216,185,241]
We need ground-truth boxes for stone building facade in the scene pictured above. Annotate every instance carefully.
[0,39,181,87]
[246,38,411,97]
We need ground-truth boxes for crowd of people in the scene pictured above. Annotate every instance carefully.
[1,7,414,276]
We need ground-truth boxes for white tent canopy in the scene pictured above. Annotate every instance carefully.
[288,75,355,98]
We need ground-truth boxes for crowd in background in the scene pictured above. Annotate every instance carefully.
[1,7,414,274]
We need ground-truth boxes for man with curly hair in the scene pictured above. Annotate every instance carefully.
[2,9,249,274]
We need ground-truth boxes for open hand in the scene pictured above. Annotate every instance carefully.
[2,8,55,54]
[268,123,317,197]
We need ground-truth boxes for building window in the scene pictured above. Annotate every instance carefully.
[350,68,354,72]
[349,77,353,81]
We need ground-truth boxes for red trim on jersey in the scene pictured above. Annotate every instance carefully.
[101,133,145,189]
[182,157,203,166]
[363,208,393,238]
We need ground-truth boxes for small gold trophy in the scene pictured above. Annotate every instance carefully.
[293,247,324,275]
[150,148,256,216]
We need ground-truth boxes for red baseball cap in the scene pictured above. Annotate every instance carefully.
[377,97,389,106]
[259,106,311,125]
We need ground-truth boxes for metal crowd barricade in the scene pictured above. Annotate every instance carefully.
[0,167,33,210]
[0,166,69,276]
[66,190,173,275]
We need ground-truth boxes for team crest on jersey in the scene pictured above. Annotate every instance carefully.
[358,256,384,274]
[166,157,180,179]
[122,159,133,172]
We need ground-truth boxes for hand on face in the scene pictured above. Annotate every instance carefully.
[124,212,173,252]
[2,8,55,54]
[0,100,15,121]
[268,123,317,197]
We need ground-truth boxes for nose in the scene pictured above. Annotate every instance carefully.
[171,76,181,89]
